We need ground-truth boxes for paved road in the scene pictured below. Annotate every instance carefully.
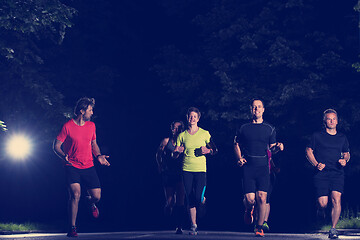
[0,230,360,240]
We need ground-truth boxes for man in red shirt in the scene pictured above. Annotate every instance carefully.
[53,97,110,237]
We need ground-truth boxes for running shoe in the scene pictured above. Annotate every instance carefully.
[262,221,270,232]
[175,227,183,234]
[90,203,99,218]
[189,224,198,235]
[244,206,254,225]
[328,228,339,239]
[67,226,78,238]
[254,227,264,237]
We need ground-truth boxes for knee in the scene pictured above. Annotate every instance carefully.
[92,193,101,203]
[70,191,81,202]
[332,197,341,207]
[256,192,267,204]
[245,196,256,206]
[318,200,328,209]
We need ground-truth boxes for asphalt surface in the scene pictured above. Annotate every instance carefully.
[1,231,360,240]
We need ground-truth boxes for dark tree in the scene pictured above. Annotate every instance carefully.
[0,0,76,141]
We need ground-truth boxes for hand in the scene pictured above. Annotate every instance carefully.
[271,142,284,153]
[97,155,110,166]
[338,159,347,167]
[201,146,211,155]
[316,162,325,171]
[178,146,184,153]
[63,154,72,166]
[277,142,284,151]
[237,157,247,167]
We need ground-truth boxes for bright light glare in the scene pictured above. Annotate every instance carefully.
[6,135,32,160]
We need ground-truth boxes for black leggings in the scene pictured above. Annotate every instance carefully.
[182,171,206,208]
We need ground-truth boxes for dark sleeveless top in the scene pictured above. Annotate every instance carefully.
[162,138,182,175]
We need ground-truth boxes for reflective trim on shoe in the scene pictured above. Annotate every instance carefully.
[328,228,339,239]
[262,221,270,232]
[67,226,78,238]
[244,206,254,225]
[189,225,198,235]
[255,227,264,237]
[175,227,183,234]
[91,203,99,218]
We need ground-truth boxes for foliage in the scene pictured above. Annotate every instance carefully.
[154,0,360,229]
[0,0,76,141]
[0,222,52,231]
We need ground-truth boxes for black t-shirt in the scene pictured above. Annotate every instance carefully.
[308,130,350,175]
[235,122,276,166]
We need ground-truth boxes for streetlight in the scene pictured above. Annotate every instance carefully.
[6,134,32,160]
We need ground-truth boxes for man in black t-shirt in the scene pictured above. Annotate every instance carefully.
[306,109,350,239]
[234,99,284,237]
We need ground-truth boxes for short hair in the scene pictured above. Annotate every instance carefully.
[323,108,338,122]
[74,97,95,116]
[250,98,265,108]
[170,121,184,132]
[186,107,201,119]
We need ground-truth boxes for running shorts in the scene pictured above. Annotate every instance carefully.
[65,166,101,189]
[242,165,270,194]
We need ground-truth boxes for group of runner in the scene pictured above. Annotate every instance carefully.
[157,99,349,239]
[53,97,349,239]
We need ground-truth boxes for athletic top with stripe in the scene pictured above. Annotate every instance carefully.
[176,128,211,172]
[235,122,276,167]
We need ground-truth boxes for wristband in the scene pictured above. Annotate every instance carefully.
[96,154,101,159]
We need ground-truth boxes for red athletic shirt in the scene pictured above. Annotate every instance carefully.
[56,119,96,169]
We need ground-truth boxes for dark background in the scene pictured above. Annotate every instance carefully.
[0,0,359,233]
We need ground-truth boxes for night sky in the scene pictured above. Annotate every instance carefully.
[0,0,359,233]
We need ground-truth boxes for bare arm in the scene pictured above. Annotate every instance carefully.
[92,139,110,166]
[156,138,169,173]
[234,142,246,167]
[306,147,325,171]
[53,139,71,165]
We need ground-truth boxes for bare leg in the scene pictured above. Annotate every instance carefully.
[68,183,81,227]
[331,191,342,228]
[164,186,176,215]
[189,207,196,226]
[256,191,267,226]
[264,203,270,222]
[244,193,256,209]
[87,188,101,204]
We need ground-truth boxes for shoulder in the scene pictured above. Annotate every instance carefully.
[336,132,346,137]
[87,121,96,127]
[63,119,74,126]
[178,131,186,138]
[261,122,275,135]
[161,137,170,146]
[199,127,209,134]
[262,121,275,130]
[239,122,251,131]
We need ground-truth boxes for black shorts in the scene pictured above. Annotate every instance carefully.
[314,173,344,198]
[162,173,183,188]
[65,166,101,189]
[242,165,270,194]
